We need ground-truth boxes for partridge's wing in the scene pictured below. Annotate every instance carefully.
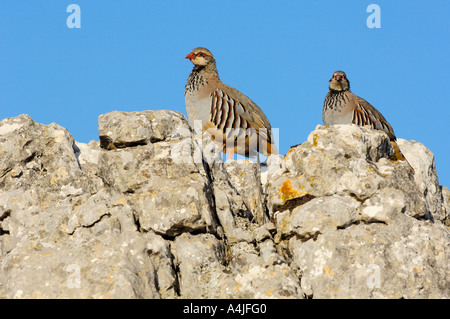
[208,86,278,156]
[352,97,396,141]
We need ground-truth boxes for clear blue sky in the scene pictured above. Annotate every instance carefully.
[1,1,449,187]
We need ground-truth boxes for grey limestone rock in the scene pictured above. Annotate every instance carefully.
[0,113,448,299]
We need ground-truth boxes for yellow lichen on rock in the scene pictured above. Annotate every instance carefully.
[279,180,308,204]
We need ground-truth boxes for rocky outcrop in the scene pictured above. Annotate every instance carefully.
[0,111,448,299]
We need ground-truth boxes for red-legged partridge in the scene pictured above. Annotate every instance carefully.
[323,70,414,172]
[185,47,277,159]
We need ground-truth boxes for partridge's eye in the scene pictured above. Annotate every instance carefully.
[197,52,206,57]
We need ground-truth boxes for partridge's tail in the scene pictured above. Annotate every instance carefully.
[264,140,278,157]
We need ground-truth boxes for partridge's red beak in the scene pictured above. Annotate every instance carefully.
[185,53,195,60]
[335,75,342,81]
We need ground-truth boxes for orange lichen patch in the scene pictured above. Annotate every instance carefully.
[365,165,378,174]
[279,180,308,203]
[323,265,335,277]
[413,266,423,273]
[286,148,295,156]
[390,141,406,161]
[50,176,58,185]
[312,134,319,147]
[389,141,415,174]
[40,201,49,210]
[113,195,127,206]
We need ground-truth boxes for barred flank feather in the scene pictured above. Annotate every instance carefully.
[210,89,276,157]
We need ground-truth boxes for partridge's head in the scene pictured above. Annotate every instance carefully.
[185,47,215,66]
[329,71,350,91]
